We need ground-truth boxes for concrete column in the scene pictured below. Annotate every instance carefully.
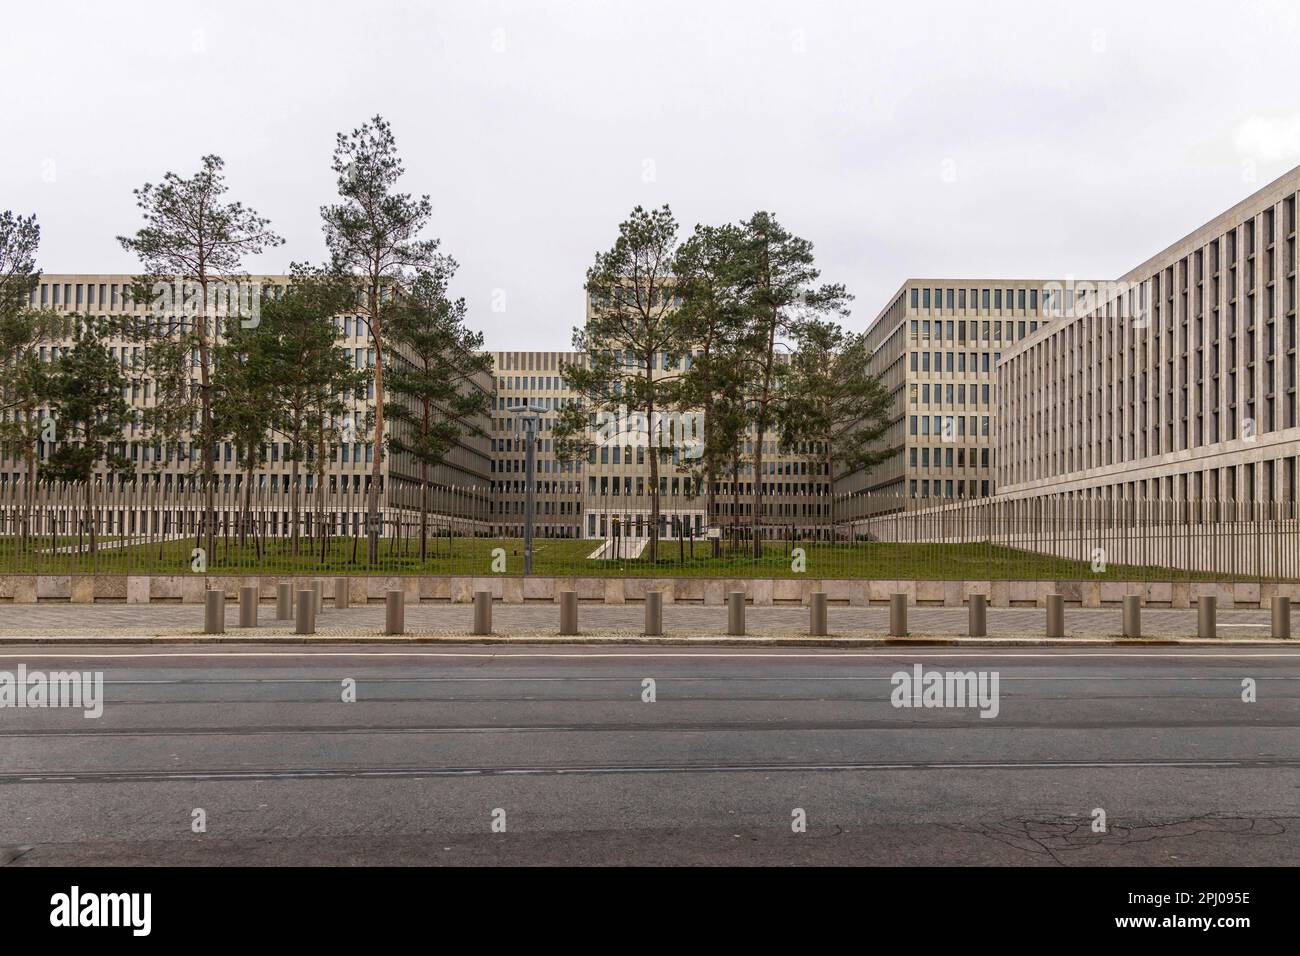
[727,591,745,636]
[384,589,404,635]
[1122,595,1141,638]
[203,589,225,635]
[889,593,907,637]
[335,577,349,609]
[295,589,315,635]
[968,593,986,637]
[276,582,293,620]
[238,585,258,628]
[809,592,827,636]
[559,590,578,635]
[1046,594,1064,638]
[1197,595,1217,639]
[1272,596,1291,639]
[473,590,492,635]
[645,591,663,636]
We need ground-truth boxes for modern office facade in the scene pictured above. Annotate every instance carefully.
[836,277,1074,507]
[4,275,828,541]
[4,274,494,534]
[997,165,1300,505]
[490,348,831,540]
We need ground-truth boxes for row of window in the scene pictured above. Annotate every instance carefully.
[908,478,993,499]
[909,383,992,407]
[909,286,1043,314]
[910,319,1041,342]
[910,351,1001,374]
[908,415,991,438]
[909,446,992,470]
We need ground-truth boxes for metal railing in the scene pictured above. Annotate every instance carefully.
[0,480,1296,581]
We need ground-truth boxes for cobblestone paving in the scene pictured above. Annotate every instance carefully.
[0,601,1294,641]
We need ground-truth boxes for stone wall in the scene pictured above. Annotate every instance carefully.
[2,574,1298,609]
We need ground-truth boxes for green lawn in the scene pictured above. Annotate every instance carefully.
[0,534,1241,581]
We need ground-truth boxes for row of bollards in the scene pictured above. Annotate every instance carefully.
[203,586,1295,639]
[204,578,355,636]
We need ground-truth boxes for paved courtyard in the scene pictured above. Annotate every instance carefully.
[0,601,1295,641]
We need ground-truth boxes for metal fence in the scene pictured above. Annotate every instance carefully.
[1,480,1297,581]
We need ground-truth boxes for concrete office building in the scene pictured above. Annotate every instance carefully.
[997,166,1300,505]
[837,278,1074,507]
[490,348,830,540]
[3,274,494,534]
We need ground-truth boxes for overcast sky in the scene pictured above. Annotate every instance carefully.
[4,0,1300,349]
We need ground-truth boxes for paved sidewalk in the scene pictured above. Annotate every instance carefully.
[0,601,1295,643]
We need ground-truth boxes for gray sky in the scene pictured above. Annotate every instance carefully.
[4,0,1300,349]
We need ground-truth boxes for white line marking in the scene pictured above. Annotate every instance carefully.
[1,649,1298,661]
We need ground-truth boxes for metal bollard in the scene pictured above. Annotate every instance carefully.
[204,588,225,634]
[1122,595,1141,639]
[473,590,492,635]
[968,593,987,637]
[727,591,745,636]
[276,582,293,620]
[384,589,404,635]
[889,593,907,637]
[1046,593,1064,638]
[1273,596,1291,640]
[645,590,663,636]
[295,589,315,635]
[559,590,578,635]
[335,577,349,609]
[1198,595,1217,639]
[810,591,828,636]
[312,579,324,615]
[238,585,258,628]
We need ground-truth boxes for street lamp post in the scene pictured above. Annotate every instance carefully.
[511,402,546,575]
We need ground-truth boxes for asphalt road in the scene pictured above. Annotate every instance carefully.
[1,643,1298,866]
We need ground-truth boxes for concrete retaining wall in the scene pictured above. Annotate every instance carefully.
[2,574,1297,609]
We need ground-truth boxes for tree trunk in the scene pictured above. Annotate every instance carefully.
[703,404,719,558]
[420,402,430,562]
[823,441,835,542]
[366,278,383,564]
[198,281,215,564]
[315,416,326,559]
[22,441,37,552]
[85,477,96,558]
[730,452,741,554]
[240,460,253,548]
[646,359,658,563]
[420,466,429,563]
[290,428,301,558]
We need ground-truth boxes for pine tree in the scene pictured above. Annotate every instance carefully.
[321,116,442,562]
[556,205,685,562]
[118,155,283,559]
[41,317,135,556]
[386,261,494,561]
[779,320,891,540]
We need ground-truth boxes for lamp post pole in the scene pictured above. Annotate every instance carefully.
[512,402,545,576]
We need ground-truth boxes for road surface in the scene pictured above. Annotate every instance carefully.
[1,643,1297,865]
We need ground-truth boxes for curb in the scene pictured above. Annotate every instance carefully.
[0,633,1294,648]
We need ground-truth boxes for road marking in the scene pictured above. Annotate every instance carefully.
[4,757,1287,785]
[61,674,1300,688]
[1,649,1299,661]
